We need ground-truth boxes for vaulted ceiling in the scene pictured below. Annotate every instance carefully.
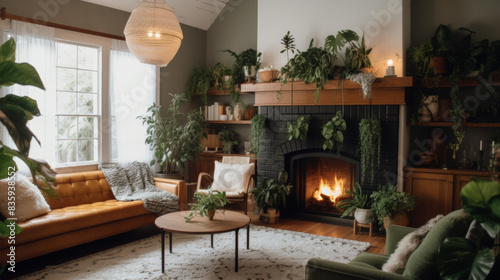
[81,0,228,31]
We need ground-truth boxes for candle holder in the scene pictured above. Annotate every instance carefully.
[385,59,396,77]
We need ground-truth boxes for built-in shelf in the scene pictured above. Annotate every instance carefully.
[404,166,490,177]
[207,120,251,124]
[207,86,252,96]
[422,73,500,88]
[241,77,413,106]
[409,122,500,127]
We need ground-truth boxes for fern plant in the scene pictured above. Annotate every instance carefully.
[286,115,310,141]
[250,114,266,157]
[322,111,347,153]
[359,118,382,184]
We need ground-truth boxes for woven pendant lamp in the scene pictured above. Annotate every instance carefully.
[124,0,183,67]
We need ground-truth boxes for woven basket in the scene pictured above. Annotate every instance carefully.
[260,70,279,82]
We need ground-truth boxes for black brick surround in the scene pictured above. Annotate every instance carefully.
[257,105,400,193]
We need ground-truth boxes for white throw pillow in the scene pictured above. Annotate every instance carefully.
[382,214,443,274]
[0,174,51,221]
[210,161,254,195]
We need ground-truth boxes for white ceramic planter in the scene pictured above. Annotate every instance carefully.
[354,208,374,224]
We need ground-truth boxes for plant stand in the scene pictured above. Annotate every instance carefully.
[353,220,373,237]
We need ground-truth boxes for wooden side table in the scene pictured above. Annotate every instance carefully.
[353,220,373,237]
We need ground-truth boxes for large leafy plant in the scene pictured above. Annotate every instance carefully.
[322,111,346,153]
[438,179,500,280]
[138,93,206,175]
[370,184,416,227]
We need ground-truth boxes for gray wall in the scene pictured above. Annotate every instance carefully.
[0,0,206,111]
[411,0,500,45]
[206,0,258,66]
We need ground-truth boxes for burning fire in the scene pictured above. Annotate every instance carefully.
[313,176,346,204]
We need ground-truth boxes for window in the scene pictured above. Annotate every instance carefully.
[55,41,101,164]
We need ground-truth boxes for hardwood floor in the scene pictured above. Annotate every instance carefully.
[248,212,386,255]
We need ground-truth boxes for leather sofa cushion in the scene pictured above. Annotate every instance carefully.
[0,199,150,247]
[45,171,115,210]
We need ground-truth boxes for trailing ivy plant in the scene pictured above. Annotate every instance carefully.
[322,111,346,153]
[359,118,382,184]
[185,66,214,106]
[222,49,261,104]
[280,39,334,104]
[250,114,266,157]
[286,115,310,141]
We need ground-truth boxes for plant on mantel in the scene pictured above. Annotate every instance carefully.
[222,48,261,105]
[277,31,297,102]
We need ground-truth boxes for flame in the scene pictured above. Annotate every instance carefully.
[313,176,345,204]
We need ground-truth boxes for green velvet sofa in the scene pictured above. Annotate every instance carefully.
[305,209,471,280]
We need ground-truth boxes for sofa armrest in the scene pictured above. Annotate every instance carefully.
[305,258,410,280]
[385,225,417,256]
[154,178,188,211]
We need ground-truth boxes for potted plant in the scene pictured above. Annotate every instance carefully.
[185,66,214,106]
[184,188,230,221]
[438,178,500,280]
[250,114,266,157]
[286,115,310,141]
[337,183,372,224]
[222,48,262,104]
[211,62,231,91]
[250,170,293,223]
[370,184,416,230]
[218,127,238,154]
[359,118,382,184]
[322,111,347,154]
[138,93,206,179]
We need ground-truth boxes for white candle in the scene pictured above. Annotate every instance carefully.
[385,59,395,77]
[480,140,483,151]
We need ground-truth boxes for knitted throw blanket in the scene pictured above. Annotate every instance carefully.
[99,161,179,215]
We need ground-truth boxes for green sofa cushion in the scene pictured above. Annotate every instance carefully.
[350,252,389,270]
[403,209,470,279]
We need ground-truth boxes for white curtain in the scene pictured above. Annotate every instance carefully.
[9,21,56,165]
[109,39,156,165]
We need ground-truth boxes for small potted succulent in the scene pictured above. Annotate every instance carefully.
[185,188,230,221]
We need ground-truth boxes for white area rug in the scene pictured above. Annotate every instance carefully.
[19,225,370,280]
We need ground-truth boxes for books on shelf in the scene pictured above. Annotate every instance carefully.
[203,103,226,121]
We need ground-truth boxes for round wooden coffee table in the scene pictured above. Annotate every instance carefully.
[155,210,251,273]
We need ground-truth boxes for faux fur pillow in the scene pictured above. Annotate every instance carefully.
[0,174,51,221]
[382,214,444,274]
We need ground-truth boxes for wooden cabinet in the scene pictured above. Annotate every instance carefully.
[404,167,490,226]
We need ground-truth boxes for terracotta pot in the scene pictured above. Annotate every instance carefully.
[259,208,280,223]
[430,57,447,75]
[360,67,372,74]
[207,209,215,221]
[243,107,255,120]
[383,213,410,230]
[354,208,373,224]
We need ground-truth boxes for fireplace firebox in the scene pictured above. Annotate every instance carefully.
[288,151,360,225]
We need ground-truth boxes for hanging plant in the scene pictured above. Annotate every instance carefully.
[359,118,382,184]
[286,115,310,140]
[250,114,266,157]
[322,111,347,153]
[184,66,214,106]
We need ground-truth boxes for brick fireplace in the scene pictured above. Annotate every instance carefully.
[256,104,400,224]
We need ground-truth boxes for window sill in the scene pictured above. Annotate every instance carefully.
[55,163,99,174]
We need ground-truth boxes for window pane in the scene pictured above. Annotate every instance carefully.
[77,70,98,93]
[57,43,76,68]
[57,68,76,91]
[78,46,98,71]
[57,91,76,114]
[58,116,77,139]
[78,117,98,138]
[78,139,97,161]
[58,140,77,163]
[78,93,97,115]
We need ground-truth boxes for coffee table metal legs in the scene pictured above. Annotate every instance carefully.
[235,228,239,272]
[169,232,172,253]
[161,230,165,273]
[246,224,250,249]
[211,234,214,248]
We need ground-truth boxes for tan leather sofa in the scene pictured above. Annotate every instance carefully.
[0,170,187,263]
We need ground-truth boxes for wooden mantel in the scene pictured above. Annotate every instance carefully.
[241,77,413,106]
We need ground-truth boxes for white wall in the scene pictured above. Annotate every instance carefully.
[257,0,410,77]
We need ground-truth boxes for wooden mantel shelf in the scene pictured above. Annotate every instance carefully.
[241,77,413,106]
